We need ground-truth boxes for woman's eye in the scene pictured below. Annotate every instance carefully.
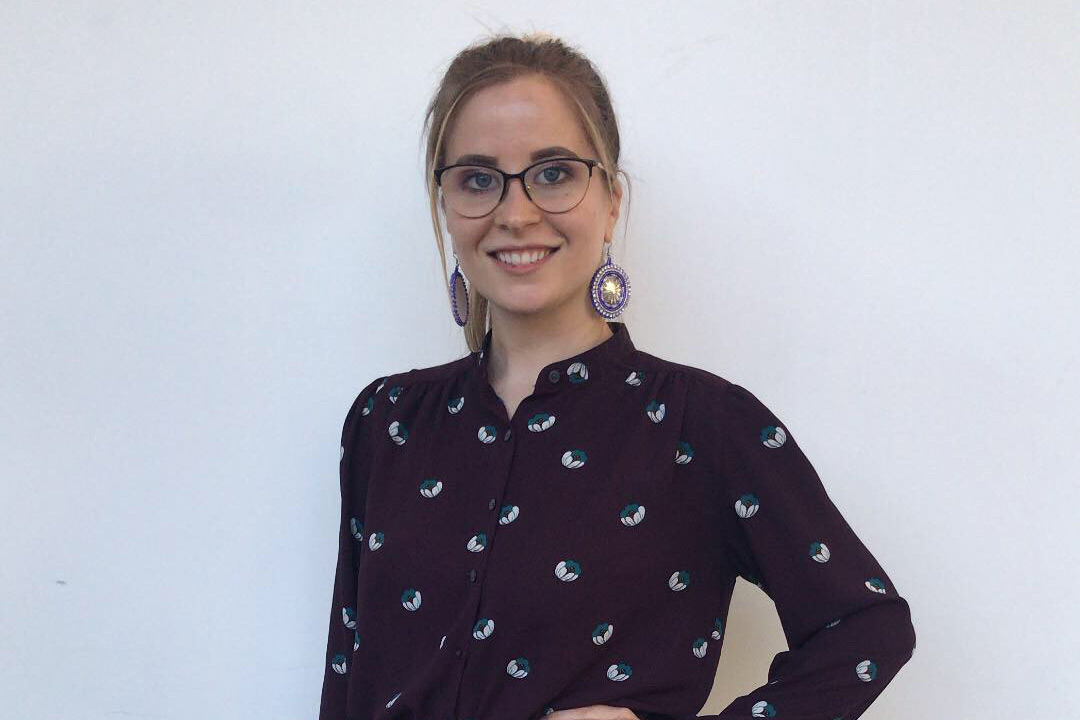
[534,164,573,184]
[527,161,578,185]
[463,172,496,191]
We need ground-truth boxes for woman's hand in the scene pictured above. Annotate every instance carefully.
[544,705,641,720]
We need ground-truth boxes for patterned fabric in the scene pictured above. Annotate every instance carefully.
[319,321,915,720]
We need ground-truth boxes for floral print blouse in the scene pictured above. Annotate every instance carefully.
[319,321,915,720]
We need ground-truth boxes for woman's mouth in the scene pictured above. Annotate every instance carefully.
[488,246,559,274]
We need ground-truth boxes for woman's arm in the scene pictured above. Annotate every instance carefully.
[318,376,382,719]
[692,380,916,719]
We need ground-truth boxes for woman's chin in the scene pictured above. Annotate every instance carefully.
[487,292,559,317]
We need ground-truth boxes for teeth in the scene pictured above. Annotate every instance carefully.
[495,248,552,266]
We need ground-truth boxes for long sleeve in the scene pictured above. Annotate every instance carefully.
[692,380,916,720]
[318,376,383,720]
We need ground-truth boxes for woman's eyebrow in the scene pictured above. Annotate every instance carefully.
[452,146,581,165]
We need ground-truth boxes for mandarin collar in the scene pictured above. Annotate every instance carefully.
[472,320,636,396]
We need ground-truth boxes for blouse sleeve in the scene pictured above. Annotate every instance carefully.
[692,380,916,720]
[318,376,383,720]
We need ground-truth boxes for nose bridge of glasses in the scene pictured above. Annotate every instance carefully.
[502,169,532,199]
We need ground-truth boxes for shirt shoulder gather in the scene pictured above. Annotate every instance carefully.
[653,359,777,429]
[368,353,473,391]
[346,353,474,426]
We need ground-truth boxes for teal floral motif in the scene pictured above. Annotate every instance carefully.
[498,505,520,525]
[810,541,831,563]
[735,493,760,518]
[388,420,409,445]
[527,412,556,432]
[555,559,582,581]
[561,449,587,469]
[751,700,777,717]
[619,503,645,527]
[865,577,888,594]
[645,399,666,423]
[368,531,385,551]
[388,385,404,404]
[567,361,589,384]
[466,532,488,552]
[668,570,690,591]
[506,657,531,678]
[401,588,422,611]
[419,478,443,498]
[473,618,495,639]
[760,424,787,448]
[330,653,347,674]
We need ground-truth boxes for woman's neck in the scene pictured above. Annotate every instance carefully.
[486,305,613,389]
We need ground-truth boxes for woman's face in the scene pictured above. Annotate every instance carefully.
[440,75,622,321]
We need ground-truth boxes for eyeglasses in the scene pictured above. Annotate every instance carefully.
[434,157,607,218]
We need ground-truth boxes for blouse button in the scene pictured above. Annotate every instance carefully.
[547,369,560,383]
[503,428,512,441]
[454,648,463,658]
[467,568,477,583]
[488,498,496,511]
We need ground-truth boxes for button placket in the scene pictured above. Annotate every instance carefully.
[450,323,632,716]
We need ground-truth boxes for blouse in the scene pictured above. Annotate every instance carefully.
[319,321,916,720]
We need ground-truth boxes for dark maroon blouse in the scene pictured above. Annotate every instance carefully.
[319,321,915,720]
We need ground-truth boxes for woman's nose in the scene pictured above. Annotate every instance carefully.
[496,175,542,218]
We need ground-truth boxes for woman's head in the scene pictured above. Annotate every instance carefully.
[423,33,630,351]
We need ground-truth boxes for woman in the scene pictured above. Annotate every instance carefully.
[320,33,915,720]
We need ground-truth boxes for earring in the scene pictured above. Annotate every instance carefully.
[448,253,470,326]
[590,240,631,318]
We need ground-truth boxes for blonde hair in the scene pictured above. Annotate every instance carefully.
[421,32,632,352]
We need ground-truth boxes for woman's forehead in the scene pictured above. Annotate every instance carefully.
[446,77,591,161]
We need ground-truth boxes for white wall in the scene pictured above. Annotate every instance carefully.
[2,2,1077,718]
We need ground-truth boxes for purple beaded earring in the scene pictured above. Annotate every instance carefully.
[590,241,631,318]
[448,253,470,326]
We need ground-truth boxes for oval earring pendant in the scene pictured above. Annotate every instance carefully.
[449,260,470,326]
[590,243,631,318]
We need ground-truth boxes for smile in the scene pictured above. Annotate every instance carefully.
[488,247,559,273]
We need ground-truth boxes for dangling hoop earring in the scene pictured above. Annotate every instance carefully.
[590,240,631,318]
[448,253,470,327]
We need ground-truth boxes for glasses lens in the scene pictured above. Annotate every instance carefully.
[440,160,592,217]
[525,159,590,212]
[441,165,503,217]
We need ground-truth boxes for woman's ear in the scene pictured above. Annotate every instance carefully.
[605,175,624,242]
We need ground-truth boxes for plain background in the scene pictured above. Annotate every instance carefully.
[2,2,1078,718]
